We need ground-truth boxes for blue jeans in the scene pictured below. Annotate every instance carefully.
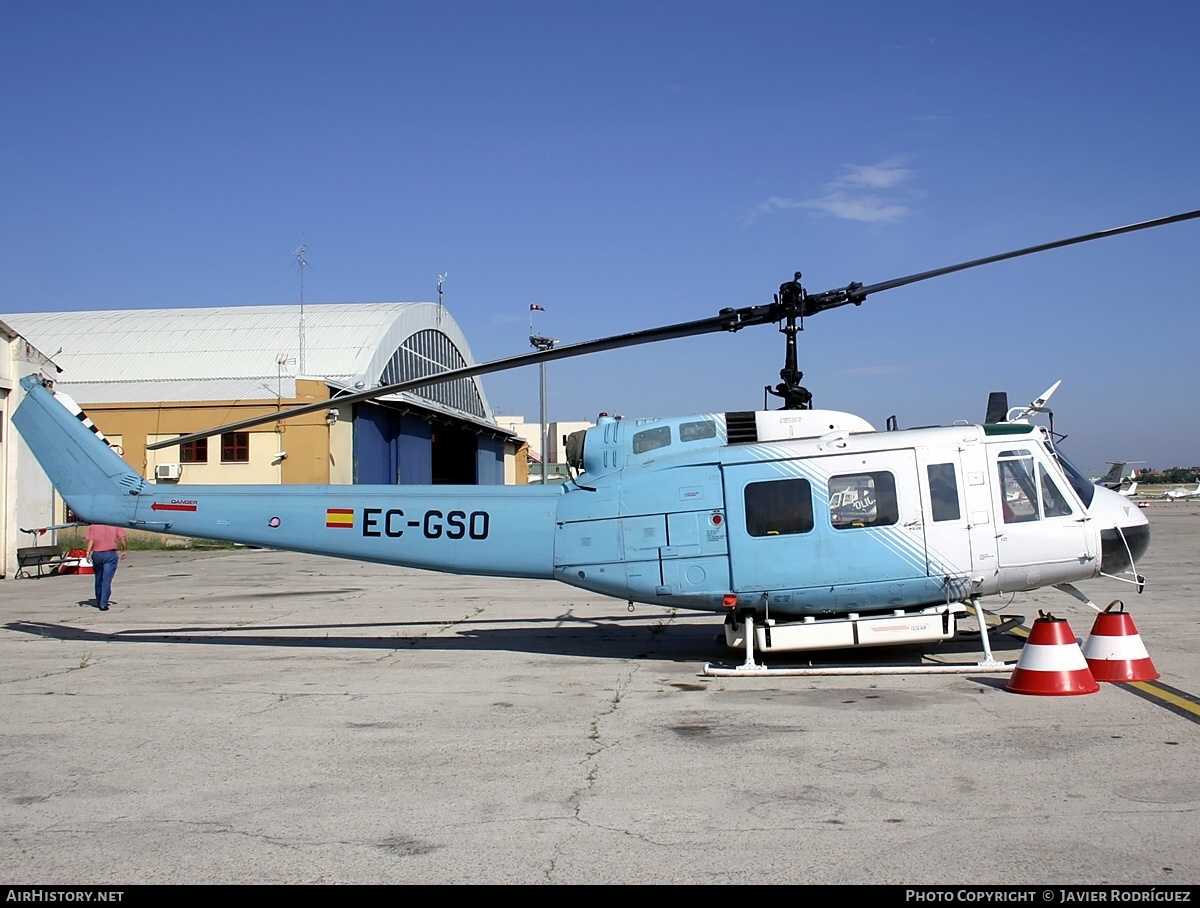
[92,550,119,608]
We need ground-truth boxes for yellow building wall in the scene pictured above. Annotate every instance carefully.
[147,431,283,484]
[80,378,338,485]
[509,442,530,485]
[327,402,354,484]
[66,381,512,489]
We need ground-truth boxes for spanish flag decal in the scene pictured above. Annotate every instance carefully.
[326,508,355,529]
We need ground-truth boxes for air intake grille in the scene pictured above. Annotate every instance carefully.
[724,411,758,444]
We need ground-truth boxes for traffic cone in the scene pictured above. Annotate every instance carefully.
[1082,601,1159,682]
[1006,612,1098,695]
[59,551,93,573]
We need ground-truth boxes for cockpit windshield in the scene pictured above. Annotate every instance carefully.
[1052,450,1096,508]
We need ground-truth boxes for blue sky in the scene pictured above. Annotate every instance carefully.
[3,1,1198,470]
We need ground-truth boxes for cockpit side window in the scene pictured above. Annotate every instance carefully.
[996,449,1074,522]
[998,455,1039,523]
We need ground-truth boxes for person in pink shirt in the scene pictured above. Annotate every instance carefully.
[84,524,127,611]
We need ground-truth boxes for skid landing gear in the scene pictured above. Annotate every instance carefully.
[703,603,1016,677]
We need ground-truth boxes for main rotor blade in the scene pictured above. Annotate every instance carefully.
[146,310,750,450]
[844,208,1200,302]
[147,206,1200,452]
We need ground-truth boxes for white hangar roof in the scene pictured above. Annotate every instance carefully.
[3,302,499,426]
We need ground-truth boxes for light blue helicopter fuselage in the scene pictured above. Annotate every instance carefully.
[12,374,1147,619]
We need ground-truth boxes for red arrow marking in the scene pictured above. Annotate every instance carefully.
[151,502,197,512]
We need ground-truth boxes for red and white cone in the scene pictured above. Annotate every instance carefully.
[1006,612,1098,696]
[1082,601,1159,683]
[60,549,94,575]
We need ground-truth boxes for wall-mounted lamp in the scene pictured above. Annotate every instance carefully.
[325,408,339,427]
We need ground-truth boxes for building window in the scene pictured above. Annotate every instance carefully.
[180,437,208,463]
[379,329,487,418]
[221,432,249,463]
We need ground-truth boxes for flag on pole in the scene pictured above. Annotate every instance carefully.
[530,304,545,311]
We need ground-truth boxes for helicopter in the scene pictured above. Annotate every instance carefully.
[12,209,1198,659]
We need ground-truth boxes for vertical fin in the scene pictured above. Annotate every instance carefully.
[984,392,1008,424]
[12,375,146,505]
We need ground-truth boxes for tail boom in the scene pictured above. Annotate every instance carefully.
[12,375,561,578]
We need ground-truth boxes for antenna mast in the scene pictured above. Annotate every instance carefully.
[437,272,447,326]
[295,239,308,374]
[528,304,556,484]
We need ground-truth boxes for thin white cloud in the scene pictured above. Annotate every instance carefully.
[836,159,913,189]
[743,158,918,226]
[798,192,911,224]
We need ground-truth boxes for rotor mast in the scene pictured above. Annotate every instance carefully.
[766,272,814,410]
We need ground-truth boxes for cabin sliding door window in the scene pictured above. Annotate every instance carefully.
[828,471,899,529]
[744,478,814,537]
[926,463,961,522]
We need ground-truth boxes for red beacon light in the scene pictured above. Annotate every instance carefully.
[722,594,738,608]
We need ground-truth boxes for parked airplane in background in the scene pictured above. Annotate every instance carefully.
[1119,481,1138,498]
[1164,482,1200,500]
[1095,461,1143,490]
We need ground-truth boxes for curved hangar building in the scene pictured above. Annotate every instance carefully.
[5,303,519,489]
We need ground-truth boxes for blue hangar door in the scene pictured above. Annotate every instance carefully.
[352,406,505,485]
[353,406,433,484]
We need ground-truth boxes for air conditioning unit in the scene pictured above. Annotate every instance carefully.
[155,463,182,481]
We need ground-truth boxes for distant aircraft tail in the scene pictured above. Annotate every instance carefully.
[11,375,147,524]
[1097,461,1126,486]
